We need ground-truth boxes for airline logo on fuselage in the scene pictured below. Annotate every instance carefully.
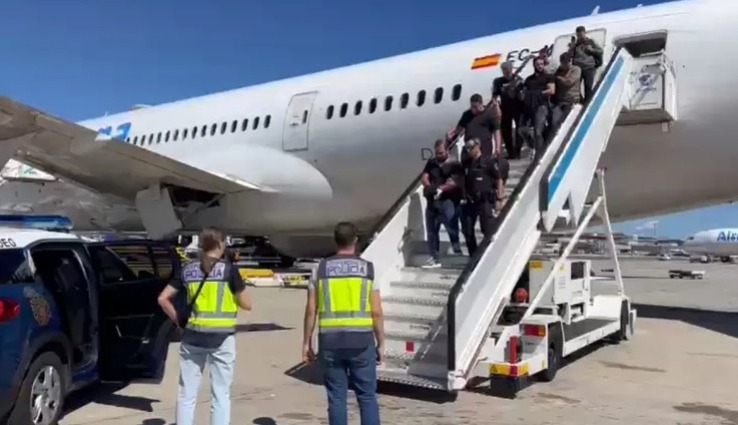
[96,122,132,142]
[716,231,738,242]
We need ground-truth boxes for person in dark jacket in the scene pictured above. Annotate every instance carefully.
[492,62,524,159]
[519,57,555,159]
[570,26,603,104]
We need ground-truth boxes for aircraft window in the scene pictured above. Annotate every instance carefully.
[369,98,377,114]
[220,122,227,134]
[434,87,443,104]
[302,110,309,124]
[400,93,409,109]
[201,125,207,137]
[133,136,138,144]
[241,119,249,131]
[165,131,171,142]
[416,90,426,107]
[354,101,362,116]
[183,129,189,139]
[253,116,260,130]
[125,137,130,143]
[210,123,217,136]
[192,127,198,139]
[230,120,237,133]
[173,130,179,141]
[340,103,348,118]
[326,105,334,119]
[384,96,393,111]
[264,115,271,128]
[148,134,154,144]
[157,133,163,143]
[452,84,462,101]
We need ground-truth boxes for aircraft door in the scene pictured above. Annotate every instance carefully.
[550,28,607,69]
[282,91,319,152]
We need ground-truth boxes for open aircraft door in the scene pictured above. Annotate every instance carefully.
[282,91,318,152]
[549,28,608,70]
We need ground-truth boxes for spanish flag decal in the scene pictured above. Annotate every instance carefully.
[471,54,501,70]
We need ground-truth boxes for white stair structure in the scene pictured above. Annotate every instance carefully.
[363,43,678,392]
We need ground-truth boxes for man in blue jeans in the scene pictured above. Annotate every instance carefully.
[421,139,463,269]
[302,221,384,425]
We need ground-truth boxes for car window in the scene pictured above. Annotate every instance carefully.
[93,248,138,283]
[151,245,175,279]
[0,249,34,285]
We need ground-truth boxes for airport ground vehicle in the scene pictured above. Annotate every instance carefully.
[668,269,705,279]
[0,228,178,425]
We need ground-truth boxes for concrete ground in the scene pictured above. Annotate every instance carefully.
[60,259,738,425]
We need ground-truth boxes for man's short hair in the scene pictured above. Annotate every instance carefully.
[560,51,573,63]
[470,93,483,104]
[434,138,446,149]
[334,221,357,248]
[576,25,586,33]
[501,61,513,71]
[465,138,481,149]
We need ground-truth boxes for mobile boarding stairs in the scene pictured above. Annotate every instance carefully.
[362,45,677,393]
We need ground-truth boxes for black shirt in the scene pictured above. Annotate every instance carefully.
[492,75,523,110]
[464,156,501,200]
[523,72,555,112]
[423,157,463,201]
[457,108,500,157]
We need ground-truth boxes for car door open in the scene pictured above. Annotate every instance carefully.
[89,240,181,383]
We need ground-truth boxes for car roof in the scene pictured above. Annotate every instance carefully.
[0,228,82,249]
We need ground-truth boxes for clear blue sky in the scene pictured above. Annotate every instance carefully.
[1,0,734,238]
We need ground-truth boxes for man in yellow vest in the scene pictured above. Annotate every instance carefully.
[302,221,385,425]
[158,227,252,425]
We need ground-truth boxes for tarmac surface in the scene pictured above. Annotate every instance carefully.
[60,258,738,425]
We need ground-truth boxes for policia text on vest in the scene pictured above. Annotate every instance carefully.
[302,221,384,425]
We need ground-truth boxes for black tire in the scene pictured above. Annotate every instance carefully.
[539,324,562,382]
[611,300,631,343]
[8,351,66,425]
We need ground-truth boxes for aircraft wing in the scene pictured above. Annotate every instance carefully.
[0,96,272,200]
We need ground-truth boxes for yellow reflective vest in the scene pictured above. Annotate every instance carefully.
[183,261,238,333]
[316,255,374,333]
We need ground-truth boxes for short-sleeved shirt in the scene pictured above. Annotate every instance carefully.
[171,260,246,348]
[464,156,501,199]
[457,108,500,157]
[423,157,463,201]
[523,72,555,112]
[308,254,377,350]
[492,75,523,110]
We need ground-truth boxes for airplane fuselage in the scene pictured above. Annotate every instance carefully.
[4,0,737,257]
[684,228,738,257]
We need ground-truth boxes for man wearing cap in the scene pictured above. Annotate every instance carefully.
[460,138,506,256]
[492,62,524,159]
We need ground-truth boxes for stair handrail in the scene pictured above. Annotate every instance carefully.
[361,132,465,250]
[446,46,626,377]
[539,46,624,212]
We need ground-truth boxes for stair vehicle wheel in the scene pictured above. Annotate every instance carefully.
[539,324,562,383]
[8,351,66,425]
[611,300,631,343]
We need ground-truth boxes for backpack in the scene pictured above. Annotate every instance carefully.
[589,40,603,68]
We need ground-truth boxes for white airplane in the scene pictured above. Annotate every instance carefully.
[0,0,735,258]
[683,228,738,262]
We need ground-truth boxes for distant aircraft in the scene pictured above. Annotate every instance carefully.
[682,228,738,262]
[0,0,736,259]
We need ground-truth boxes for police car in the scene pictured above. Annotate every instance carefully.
[0,217,180,425]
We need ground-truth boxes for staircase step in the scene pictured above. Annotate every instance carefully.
[408,254,469,268]
[383,295,446,308]
[388,282,451,301]
[390,279,455,291]
[397,267,463,283]
[377,368,447,391]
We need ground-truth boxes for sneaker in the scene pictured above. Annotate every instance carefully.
[451,243,463,255]
[421,258,442,269]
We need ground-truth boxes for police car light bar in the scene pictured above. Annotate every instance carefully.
[0,215,74,231]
